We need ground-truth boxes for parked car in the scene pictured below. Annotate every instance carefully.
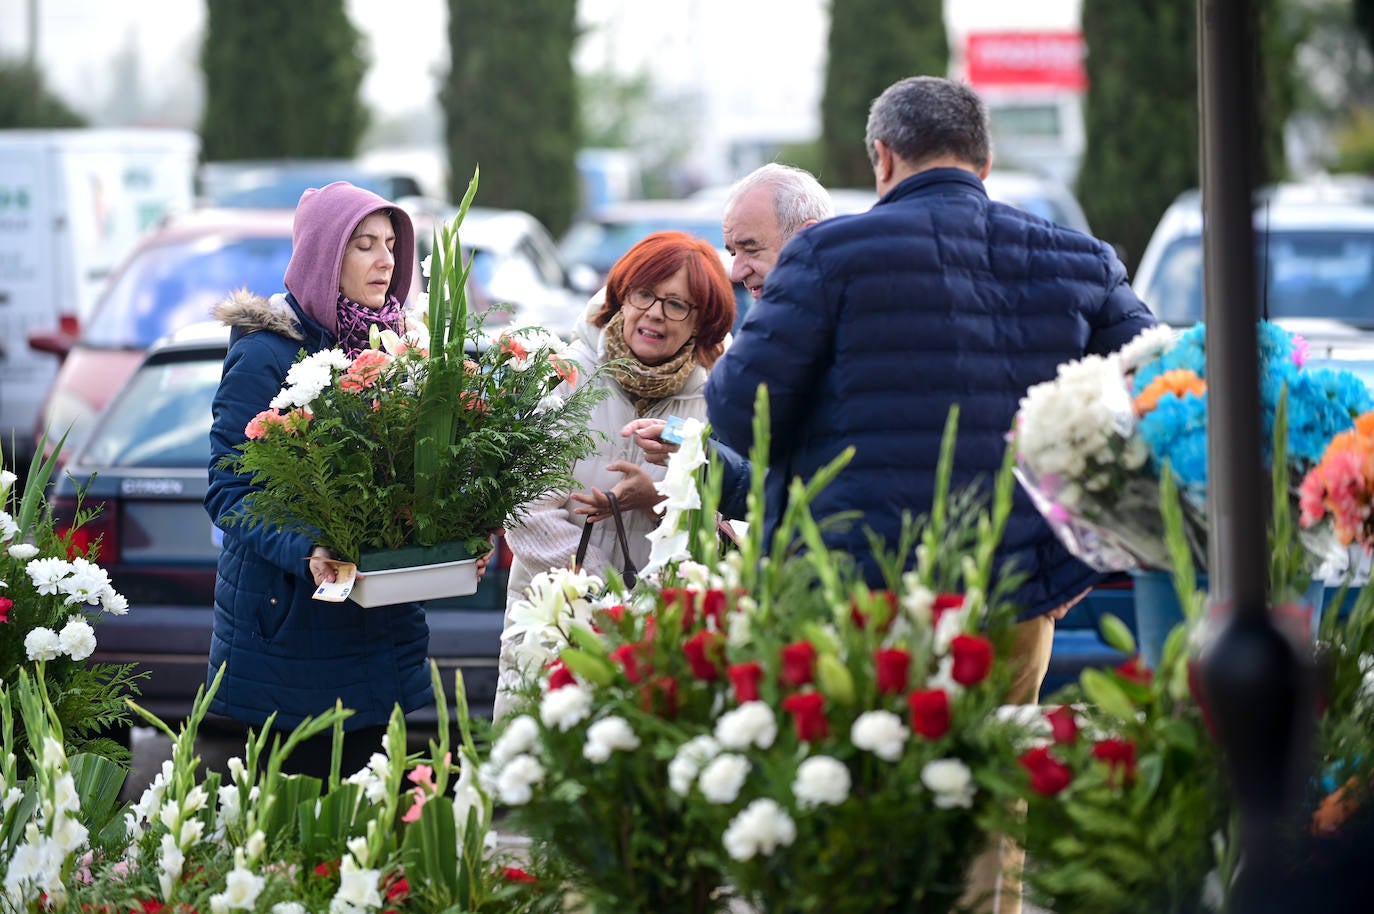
[1134,178,1374,328]
[50,321,511,724]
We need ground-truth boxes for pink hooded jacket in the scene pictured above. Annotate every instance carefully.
[282,181,416,335]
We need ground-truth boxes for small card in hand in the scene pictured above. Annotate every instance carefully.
[661,415,690,445]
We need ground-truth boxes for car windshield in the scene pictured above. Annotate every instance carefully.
[83,235,293,348]
[82,354,222,468]
[1147,230,1374,326]
[561,217,725,273]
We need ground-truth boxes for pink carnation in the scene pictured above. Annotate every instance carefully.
[245,409,287,439]
[339,349,393,392]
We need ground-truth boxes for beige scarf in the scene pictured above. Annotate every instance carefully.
[602,310,699,416]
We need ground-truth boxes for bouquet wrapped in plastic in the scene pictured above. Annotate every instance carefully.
[1013,321,1372,575]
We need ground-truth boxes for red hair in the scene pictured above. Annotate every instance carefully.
[594,231,736,367]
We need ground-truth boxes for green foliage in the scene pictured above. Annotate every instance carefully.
[820,0,947,188]
[0,58,85,128]
[444,0,579,237]
[1333,106,1374,174]
[1076,0,1299,271]
[199,0,369,160]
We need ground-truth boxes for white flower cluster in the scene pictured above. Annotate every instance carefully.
[501,567,604,678]
[345,734,403,806]
[642,417,708,576]
[481,714,547,806]
[18,552,130,662]
[851,710,910,762]
[723,798,796,861]
[714,701,777,751]
[3,737,88,909]
[269,348,352,409]
[920,758,977,809]
[583,715,641,763]
[1016,352,1147,507]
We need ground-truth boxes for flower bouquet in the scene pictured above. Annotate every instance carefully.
[1014,320,1370,577]
[486,395,1032,914]
[0,436,142,776]
[1,659,556,913]
[221,172,606,602]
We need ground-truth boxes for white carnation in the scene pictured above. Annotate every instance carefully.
[713,701,777,750]
[722,798,796,861]
[921,758,977,809]
[698,753,750,805]
[851,710,909,762]
[583,716,640,763]
[668,735,721,797]
[57,617,97,661]
[792,755,851,809]
[495,754,545,806]
[7,542,38,560]
[24,627,62,662]
[491,715,540,767]
[539,684,592,732]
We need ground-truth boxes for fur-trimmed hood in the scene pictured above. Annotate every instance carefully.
[212,290,304,341]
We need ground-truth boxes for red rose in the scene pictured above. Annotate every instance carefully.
[1045,705,1078,745]
[949,634,994,686]
[874,648,912,695]
[314,859,341,877]
[1092,738,1138,785]
[781,691,830,741]
[1116,656,1153,686]
[661,587,699,629]
[1019,746,1074,796]
[850,590,899,630]
[683,629,724,681]
[639,675,680,717]
[780,641,818,687]
[382,873,410,913]
[728,661,765,703]
[503,866,538,883]
[610,644,648,684]
[908,688,951,740]
[545,660,576,691]
[931,592,965,627]
[701,589,728,629]
[596,604,627,629]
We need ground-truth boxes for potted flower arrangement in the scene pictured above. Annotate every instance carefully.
[487,396,1032,913]
[221,173,606,605]
[0,659,556,913]
[1014,320,1370,664]
[0,437,142,775]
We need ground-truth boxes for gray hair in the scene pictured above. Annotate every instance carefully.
[864,76,991,171]
[725,163,835,242]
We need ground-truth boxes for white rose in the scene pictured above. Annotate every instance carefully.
[792,755,851,809]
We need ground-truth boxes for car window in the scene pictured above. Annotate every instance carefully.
[561,217,724,273]
[83,235,294,348]
[82,354,222,468]
[1146,230,1374,326]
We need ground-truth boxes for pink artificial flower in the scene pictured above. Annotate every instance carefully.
[1291,332,1309,368]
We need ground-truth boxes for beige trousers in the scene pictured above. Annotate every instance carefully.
[959,612,1056,914]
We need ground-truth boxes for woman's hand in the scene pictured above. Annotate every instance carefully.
[475,530,503,583]
[309,545,337,586]
[621,417,678,467]
[570,461,665,521]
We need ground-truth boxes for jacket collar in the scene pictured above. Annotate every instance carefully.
[878,167,987,206]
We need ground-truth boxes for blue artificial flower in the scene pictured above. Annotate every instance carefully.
[1138,391,1210,493]
[1284,368,1373,467]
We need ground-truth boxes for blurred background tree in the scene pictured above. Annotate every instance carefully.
[444,0,579,236]
[1076,0,1302,272]
[0,59,86,128]
[199,0,369,160]
[820,0,947,188]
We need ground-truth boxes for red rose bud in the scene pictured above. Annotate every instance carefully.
[728,661,765,703]
[781,691,830,741]
[610,644,648,683]
[949,634,994,686]
[661,587,699,629]
[502,866,538,883]
[780,640,818,687]
[1116,656,1153,686]
[1019,746,1074,796]
[875,648,912,694]
[545,660,576,691]
[1091,738,1138,785]
[639,674,680,717]
[931,592,965,627]
[684,629,724,681]
[908,688,951,739]
[702,589,728,629]
[1045,705,1079,745]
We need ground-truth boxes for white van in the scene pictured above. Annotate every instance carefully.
[0,128,198,466]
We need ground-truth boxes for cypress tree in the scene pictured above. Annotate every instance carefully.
[1076,0,1299,271]
[200,0,369,161]
[443,0,579,238]
[820,0,947,188]
[0,60,85,128]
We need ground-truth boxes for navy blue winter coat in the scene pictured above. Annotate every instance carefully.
[205,291,432,731]
[704,168,1158,618]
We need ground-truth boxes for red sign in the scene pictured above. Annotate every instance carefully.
[965,31,1087,90]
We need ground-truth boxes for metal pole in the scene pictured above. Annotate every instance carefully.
[1197,0,1315,896]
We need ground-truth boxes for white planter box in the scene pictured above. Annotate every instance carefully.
[348,557,479,607]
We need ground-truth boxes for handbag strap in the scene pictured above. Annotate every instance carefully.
[571,492,638,587]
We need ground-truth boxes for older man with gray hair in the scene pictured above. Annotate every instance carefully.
[722,162,835,300]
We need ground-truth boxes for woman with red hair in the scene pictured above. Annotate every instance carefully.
[496,231,736,716]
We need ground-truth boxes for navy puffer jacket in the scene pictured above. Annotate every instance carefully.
[705,168,1157,618]
[205,291,431,731]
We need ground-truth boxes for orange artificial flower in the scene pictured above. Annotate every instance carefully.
[1134,369,1206,414]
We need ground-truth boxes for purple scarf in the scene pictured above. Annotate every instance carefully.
[335,293,404,357]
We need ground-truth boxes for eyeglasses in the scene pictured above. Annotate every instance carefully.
[626,288,696,321]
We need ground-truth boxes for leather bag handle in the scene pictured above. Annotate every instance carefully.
[572,491,638,588]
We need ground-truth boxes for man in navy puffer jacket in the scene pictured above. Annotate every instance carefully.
[705,76,1157,700]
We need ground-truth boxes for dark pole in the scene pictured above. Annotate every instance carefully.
[1197,0,1315,897]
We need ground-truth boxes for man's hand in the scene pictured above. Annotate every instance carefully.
[570,461,665,521]
[621,417,678,467]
